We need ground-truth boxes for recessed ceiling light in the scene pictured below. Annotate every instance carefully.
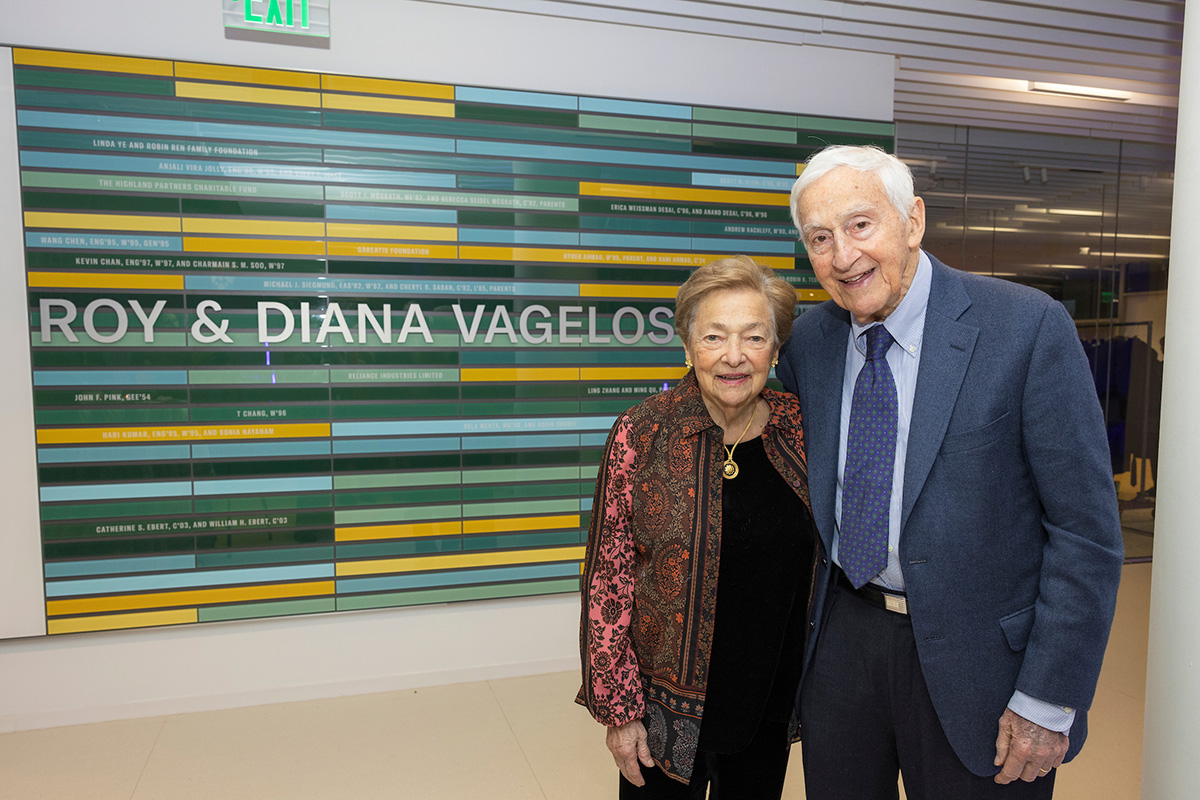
[1029,81,1132,101]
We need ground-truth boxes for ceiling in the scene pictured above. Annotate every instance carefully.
[427,0,1184,283]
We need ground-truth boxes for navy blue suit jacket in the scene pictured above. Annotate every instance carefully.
[777,255,1124,775]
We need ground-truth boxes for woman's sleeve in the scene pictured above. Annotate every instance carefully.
[576,413,645,727]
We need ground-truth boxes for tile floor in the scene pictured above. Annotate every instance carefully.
[0,563,1150,799]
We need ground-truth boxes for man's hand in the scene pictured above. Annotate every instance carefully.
[993,708,1068,783]
[607,719,655,786]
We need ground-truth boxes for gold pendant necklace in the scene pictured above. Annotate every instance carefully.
[721,404,758,480]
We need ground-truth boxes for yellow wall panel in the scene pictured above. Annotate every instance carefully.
[336,545,586,577]
[14,48,173,76]
[336,521,463,542]
[48,609,197,635]
[321,93,455,118]
[182,218,325,237]
[182,237,327,255]
[326,242,458,259]
[580,181,789,207]
[24,212,181,233]
[27,272,184,291]
[321,74,455,100]
[175,81,321,108]
[47,582,336,617]
[462,514,581,535]
[460,368,580,382]
[174,62,320,89]
[36,423,332,446]
[578,283,678,299]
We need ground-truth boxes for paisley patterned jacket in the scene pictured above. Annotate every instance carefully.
[576,370,813,783]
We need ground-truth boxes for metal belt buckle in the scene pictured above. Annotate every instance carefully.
[884,593,908,615]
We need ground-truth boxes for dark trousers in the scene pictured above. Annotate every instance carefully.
[799,578,1057,800]
[617,719,791,800]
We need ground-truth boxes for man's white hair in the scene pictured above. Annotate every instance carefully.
[790,145,917,233]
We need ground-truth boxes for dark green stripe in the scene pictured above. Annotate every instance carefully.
[41,499,193,521]
[14,68,173,96]
[456,175,578,194]
[189,406,331,422]
[455,103,579,128]
[460,401,579,416]
[44,535,195,559]
[194,494,332,514]
[193,459,331,478]
[196,527,335,549]
[34,388,189,406]
[195,545,336,568]
[336,537,461,559]
[40,462,192,484]
[181,199,325,218]
[22,190,179,213]
[35,408,190,425]
[189,387,329,404]
[462,450,583,469]
[330,403,461,419]
[331,385,458,402]
[332,453,460,473]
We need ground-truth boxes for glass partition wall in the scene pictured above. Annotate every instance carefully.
[896,122,1172,560]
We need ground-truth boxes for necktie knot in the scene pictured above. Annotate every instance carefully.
[864,324,893,361]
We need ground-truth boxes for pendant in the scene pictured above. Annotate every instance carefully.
[722,459,739,479]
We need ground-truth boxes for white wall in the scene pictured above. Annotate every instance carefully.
[0,0,894,732]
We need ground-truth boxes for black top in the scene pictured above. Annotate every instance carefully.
[697,435,817,753]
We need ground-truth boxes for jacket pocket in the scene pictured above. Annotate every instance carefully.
[999,604,1036,651]
[940,411,1013,455]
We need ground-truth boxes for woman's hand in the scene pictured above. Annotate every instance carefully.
[606,719,654,786]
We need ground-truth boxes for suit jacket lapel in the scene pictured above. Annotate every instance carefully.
[901,258,978,532]
[807,305,850,552]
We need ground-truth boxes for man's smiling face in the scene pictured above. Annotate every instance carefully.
[797,165,925,324]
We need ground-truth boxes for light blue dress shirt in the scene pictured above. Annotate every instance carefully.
[831,250,1075,735]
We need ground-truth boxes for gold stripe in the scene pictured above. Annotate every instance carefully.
[321,93,455,118]
[35,423,332,445]
[336,521,463,542]
[325,223,458,242]
[174,62,320,89]
[326,242,458,259]
[460,368,580,382]
[580,181,789,207]
[48,609,197,635]
[335,546,586,577]
[13,48,173,76]
[46,581,335,617]
[320,74,454,100]
[462,514,581,535]
[27,271,184,290]
[578,283,678,299]
[797,288,831,302]
[24,212,181,233]
[181,218,325,237]
[174,81,321,109]
[581,367,688,380]
[182,237,326,256]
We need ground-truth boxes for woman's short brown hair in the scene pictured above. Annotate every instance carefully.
[674,255,796,347]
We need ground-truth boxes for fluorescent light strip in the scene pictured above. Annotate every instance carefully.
[1029,81,1132,101]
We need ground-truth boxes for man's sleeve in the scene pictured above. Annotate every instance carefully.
[1013,299,1125,712]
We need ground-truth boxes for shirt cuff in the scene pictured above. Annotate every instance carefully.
[1008,690,1076,734]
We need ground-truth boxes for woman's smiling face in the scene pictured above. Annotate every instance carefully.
[685,287,776,423]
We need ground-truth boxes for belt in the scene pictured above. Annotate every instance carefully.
[837,569,909,615]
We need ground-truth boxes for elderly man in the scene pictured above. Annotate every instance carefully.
[776,145,1124,799]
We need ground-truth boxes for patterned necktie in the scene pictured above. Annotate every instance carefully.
[840,324,897,589]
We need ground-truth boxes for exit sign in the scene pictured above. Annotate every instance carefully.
[223,0,330,38]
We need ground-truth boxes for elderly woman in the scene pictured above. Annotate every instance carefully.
[577,255,818,798]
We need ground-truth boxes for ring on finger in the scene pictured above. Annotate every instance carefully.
[1038,768,1050,774]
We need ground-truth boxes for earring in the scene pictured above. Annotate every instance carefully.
[771,357,779,368]
[685,358,693,369]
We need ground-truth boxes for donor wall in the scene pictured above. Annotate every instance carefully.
[13,47,892,635]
